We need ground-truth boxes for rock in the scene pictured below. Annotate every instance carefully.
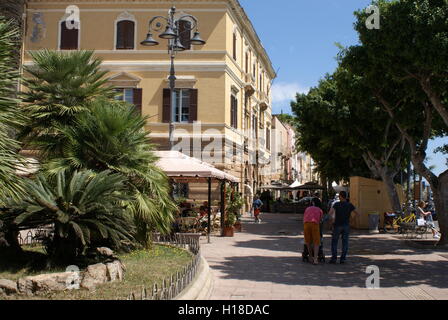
[80,263,107,290]
[0,279,18,295]
[17,272,80,295]
[97,247,115,258]
[106,260,124,282]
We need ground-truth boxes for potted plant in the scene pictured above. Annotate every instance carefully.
[223,212,236,237]
[226,190,244,233]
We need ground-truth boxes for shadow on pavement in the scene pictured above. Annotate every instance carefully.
[212,254,448,289]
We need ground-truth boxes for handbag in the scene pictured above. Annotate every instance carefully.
[417,218,426,226]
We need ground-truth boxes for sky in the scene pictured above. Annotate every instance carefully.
[239,0,447,176]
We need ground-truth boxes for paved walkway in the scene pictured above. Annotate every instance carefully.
[200,213,448,300]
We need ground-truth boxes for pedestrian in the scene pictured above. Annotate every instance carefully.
[253,196,263,223]
[328,191,359,264]
[303,197,324,265]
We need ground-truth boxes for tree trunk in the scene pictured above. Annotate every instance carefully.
[432,171,448,245]
[412,154,448,245]
[381,170,402,213]
[362,154,402,213]
[419,77,448,128]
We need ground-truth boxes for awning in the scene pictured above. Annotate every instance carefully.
[259,184,289,190]
[289,179,301,188]
[290,182,325,190]
[155,151,240,183]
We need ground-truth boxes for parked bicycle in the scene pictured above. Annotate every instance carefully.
[383,212,417,234]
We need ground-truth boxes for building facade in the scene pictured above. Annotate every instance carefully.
[270,115,315,187]
[23,0,276,210]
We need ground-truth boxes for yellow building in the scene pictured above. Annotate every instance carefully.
[350,176,405,229]
[23,0,276,208]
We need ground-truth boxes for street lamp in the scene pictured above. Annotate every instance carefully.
[141,6,206,150]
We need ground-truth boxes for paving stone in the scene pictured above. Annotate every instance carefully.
[201,213,448,300]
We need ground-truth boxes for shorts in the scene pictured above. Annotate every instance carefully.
[254,209,261,217]
[304,222,321,246]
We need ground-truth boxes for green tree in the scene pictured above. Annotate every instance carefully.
[44,99,176,247]
[21,50,115,157]
[275,113,295,126]
[0,18,26,203]
[334,65,408,212]
[291,75,372,185]
[352,0,448,243]
[2,170,135,263]
[355,0,448,127]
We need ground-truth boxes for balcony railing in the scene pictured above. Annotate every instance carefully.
[244,73,256,95]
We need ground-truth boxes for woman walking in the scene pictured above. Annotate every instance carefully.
[303,198,323,265]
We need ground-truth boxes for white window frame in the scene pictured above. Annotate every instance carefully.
[173,89,190,123]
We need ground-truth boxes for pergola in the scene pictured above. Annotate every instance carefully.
[155,151,240,243]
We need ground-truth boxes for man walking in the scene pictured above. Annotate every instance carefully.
[253,196,263,223]
[328,191,359,264]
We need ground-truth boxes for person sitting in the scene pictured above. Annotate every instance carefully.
[199,201,209,218]
[181,203,194,217]
[196,201,209,230]
[417,200,441,239]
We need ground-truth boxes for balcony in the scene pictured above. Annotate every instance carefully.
[244,73,256,96]
[259,91,269,111]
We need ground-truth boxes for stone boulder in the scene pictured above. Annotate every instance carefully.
[17,272,79,295]
[106,260,126,282]
[80,263,108,290]
[97,247,115,258]
[0,279,18,295]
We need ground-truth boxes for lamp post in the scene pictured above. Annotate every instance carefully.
[141,6,206,150]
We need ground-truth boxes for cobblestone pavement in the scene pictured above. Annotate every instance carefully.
[200,213,448,300]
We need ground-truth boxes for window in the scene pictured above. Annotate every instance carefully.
[178,20,191,50]
[266,127,271,151]
[252,115,258,139]
[115,88,134,104]
[162,89,198,123]
[174,89,190,122]
[231,95,238,129]
[172,183,189,199]
[114,88,142,115]
[60,20,79,50]
[245,52,249,73]
[116,20,135,49]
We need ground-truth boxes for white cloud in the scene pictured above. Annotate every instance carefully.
[271,82,309,103]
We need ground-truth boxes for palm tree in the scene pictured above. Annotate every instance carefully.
[0,0,26,68]
[20,50,116,158]
[0,18,26,204]
[45,99,177,247]
[5,170,135,263]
